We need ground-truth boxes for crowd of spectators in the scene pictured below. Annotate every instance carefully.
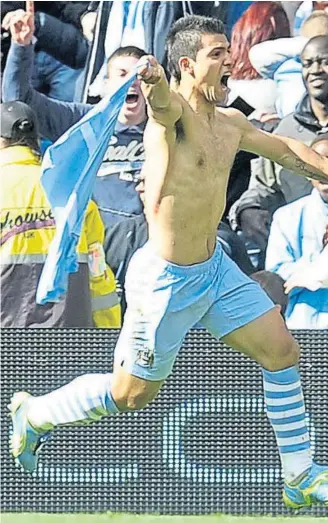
[1,0,328,330]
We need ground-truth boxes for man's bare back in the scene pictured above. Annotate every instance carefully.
[142,100,243,265]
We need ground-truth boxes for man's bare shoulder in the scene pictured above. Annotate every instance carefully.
[146,89,184,127]
[216,107,248,129]
[170,91,189,113]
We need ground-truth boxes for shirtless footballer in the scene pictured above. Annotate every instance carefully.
[9,15,328,508]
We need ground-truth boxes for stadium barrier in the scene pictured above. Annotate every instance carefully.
[1,329,327,516]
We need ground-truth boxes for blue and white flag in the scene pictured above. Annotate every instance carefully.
[36,72,137,304]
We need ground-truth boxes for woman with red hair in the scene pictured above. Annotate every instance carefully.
[228,1,290,117]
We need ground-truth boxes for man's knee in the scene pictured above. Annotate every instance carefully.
[113,387,158,412]
[110,368,163,412]
[265,335,300,371]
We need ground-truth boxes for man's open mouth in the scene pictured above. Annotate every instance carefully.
[126,93,139,104]
[220,74,231,88]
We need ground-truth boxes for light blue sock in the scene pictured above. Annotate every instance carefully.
[262,366,312,483]
[27,373,119,430]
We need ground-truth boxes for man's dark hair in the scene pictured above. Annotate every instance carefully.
[166,15,225,83]
[3,121,41,158]
[107,45,147,71]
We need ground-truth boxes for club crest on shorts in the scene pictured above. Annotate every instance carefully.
[135,348,154,367]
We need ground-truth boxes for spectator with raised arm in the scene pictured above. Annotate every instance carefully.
[2,5,150,302]
[2,5,147,227]
[2,1,90,101]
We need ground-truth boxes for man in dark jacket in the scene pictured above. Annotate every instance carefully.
[230,35,328,255]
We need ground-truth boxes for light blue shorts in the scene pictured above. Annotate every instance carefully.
[114,241,274,381]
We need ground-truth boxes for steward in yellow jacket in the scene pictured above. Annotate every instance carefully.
[1,142,121,328]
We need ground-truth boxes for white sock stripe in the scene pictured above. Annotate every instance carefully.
[96,379,109,410]
[65,394,87,421]
[265,393,303,407]
[55,394,79,423]
[86,390,109,416]
[264,381,301,393]
[86,378,110,412]
[46,403,62,425]
[271,420,306,432]
[276,433,310,447]
[89,385,107,415]
[267,405,306,419]
[76,388,99,414]
[26,373,116,428]
[48,399,78,425]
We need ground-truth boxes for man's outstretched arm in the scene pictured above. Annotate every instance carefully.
[237,112,328,183]
[137,55,182,126]
[136,56,183,217]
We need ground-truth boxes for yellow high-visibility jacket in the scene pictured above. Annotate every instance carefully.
[0,146,121,328]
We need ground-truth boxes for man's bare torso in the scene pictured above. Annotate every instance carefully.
[142,96,243,265]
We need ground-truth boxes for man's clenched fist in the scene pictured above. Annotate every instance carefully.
[136,55,163,85]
